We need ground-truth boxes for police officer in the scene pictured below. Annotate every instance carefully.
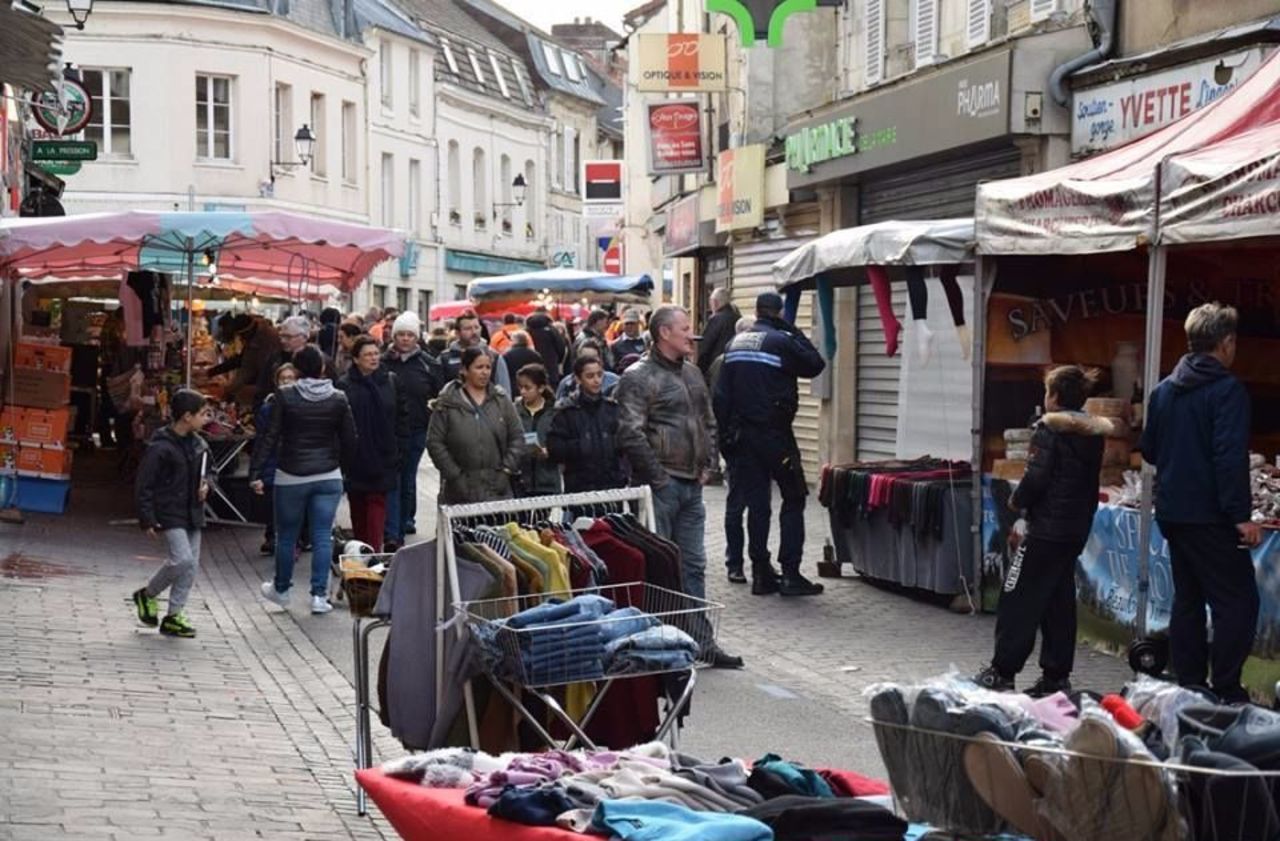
[713,292,826,597]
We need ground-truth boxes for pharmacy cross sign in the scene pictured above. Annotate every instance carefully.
[707,0,845,47]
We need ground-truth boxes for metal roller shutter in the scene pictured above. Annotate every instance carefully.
[854,147,1021,461]
[728,204,823,481]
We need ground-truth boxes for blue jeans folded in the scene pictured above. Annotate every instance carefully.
[506,594,615,629]
[523,626,605,651]
[607,649,695,675]
[597,607,659,642]
[525,659,605,683]
[604,625,700,657]
[523,641,607,668]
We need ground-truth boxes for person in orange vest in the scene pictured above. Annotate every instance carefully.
[490,313,524,354]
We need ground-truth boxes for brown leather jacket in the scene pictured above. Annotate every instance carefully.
[615,349,716,486]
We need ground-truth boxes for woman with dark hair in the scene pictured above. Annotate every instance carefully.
[547,354,628,494]
[514,363,561,498]
[251,345,358,615]
[337,335,407,551]
[427,346,524,505]
[253,363,299,556]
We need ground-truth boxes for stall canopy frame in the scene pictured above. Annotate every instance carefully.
[466,268,654,300]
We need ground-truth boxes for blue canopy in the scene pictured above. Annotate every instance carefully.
[467,268,653,299]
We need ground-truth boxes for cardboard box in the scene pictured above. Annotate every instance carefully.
[15,342,73,373]
[12,367,71,409]
[0,406,71,446]
[0,443,71,477]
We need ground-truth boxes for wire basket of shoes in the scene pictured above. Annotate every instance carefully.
[457,582,722,689]
[867,681,1280,841]
[338,552,393,617]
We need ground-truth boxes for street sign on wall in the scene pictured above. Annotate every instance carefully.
[598,236,623,274]
[716,144,765,232]
[32,140,97,162]
[647,101,705,175]
[636,34,727,92]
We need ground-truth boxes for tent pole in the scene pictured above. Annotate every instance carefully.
[970,256,996,612]
[186,240,195,389]
[1135,244,1167,644]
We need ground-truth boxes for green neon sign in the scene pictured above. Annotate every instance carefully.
[707,0,828,48]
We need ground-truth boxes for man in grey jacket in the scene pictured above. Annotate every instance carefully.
[616,305,743,669]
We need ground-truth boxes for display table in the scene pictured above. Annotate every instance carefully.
[826,495,973,595]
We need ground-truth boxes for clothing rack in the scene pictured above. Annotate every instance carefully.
[435,486,657,748]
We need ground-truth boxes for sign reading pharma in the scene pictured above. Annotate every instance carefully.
[636,34,727,92]
[1072,48,1272,156]
[647,101,705,175]
[784,49,1011,189]
[716,144,765,233]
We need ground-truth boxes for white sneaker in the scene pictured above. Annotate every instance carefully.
[261,581,289,607]
[310,596,334,615]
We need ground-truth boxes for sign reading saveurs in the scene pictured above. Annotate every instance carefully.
[784,50,1011,189]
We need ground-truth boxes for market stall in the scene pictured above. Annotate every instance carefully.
[973,49,1280,673]
[466,268,653,317]
[772,219,979,598]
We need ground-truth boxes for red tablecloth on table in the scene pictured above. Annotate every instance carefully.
[356,766,891,841]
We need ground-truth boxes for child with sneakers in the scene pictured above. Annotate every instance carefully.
[131,389,212,638]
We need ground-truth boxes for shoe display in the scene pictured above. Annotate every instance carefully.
[726,567,747,584]
[259,538,274,557]
[159,612,196,638]
[972,664,1015,693]
[1026,674,1072,699]
[706,644,744,669]
[779,574,824,597]
[1178,703,1280,770]
[310,595,334,615]
[260,581,290,607]
[131,588,159,627]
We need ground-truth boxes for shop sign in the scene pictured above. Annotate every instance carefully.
[551,248,577,268]
[716,144,765,233]
[706,0,845,47]
[647,101,705,175]
[785,50,1011,189]
[583,160,624,203]
[663,194,701,256]
[1071,48,1271,156]
[32,140,96,162]
[36,161,81,176]
[637,34,727,92]
[28,78,93,136]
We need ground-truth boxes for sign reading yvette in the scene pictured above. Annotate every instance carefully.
[647,101,705,175]
[32,140,98,162]
[637,34,727,92]
[716,144,765,233]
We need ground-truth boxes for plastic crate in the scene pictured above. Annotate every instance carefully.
[14,475,71,514]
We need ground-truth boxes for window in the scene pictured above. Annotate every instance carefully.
[454,284,468,300]
[309,93,326,176]
[396,287,409,313]
[467,48,486,87]
[472,147,487,230]
[513,63,533,105]
[562,50,581,81]
[913,0,938,68]
[380,39,394,108]
[408,158,421,235]
[195,74,232,160]
[374,284,388,308]
[441,38,460,75]
[341,101,357,183]
[381,153,394,227]
[498,154,512,234]
[567,128,579,193]
[542,42,562,75]
[273,82,292,163]
[489,52,511,98]
[552,123,563,189]
[82,68,131,157]
[417,290,432,323]
[447,140,461,223]
[409,49,421,117]
[967,0,991,48]
[864,0,884,86]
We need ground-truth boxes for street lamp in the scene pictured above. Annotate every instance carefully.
[268,124,317,184]
[492,173,527,220]
[65,0,94,29]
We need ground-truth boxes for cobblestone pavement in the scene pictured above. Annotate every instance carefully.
[1,456,1136,839]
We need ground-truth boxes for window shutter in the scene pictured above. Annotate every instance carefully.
[1029,0,1059,22]
[913,0,937,68]
[564,128,576,192]
[864,0,884,86]
[966,0,991,48]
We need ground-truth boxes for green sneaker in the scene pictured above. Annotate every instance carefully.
[159,612,196,638]
[132,588,159,627]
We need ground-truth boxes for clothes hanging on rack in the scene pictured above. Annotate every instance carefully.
[820,459,970,536]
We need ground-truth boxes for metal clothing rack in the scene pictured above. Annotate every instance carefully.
[435,486,657,749]
[351,615,389,816]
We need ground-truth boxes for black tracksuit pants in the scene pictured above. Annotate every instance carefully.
[1160,521,1259,702]
[993,536,1083,680]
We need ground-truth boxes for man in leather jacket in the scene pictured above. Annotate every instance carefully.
[714,293,826,597]
[616,305,743,669]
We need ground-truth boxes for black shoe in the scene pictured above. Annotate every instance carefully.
[1025,674,1072,699]
[298,540,312,553]
[259,538,274,557]
[403,526,417,536]
[131,588,159,627]
[384,540,402,554]
[706,644,744,669]
[779,574,824,597]
[973,664,1015,692]
[751,562,781,595]
[727,567,747,584]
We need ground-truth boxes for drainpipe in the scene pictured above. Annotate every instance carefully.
[344,0,357,40]
[1048,0,1116,107]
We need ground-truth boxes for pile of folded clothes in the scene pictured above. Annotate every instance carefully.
[471,594,703,685]
[382,741,901,840]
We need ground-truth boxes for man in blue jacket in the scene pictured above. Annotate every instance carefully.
[714,292,827,597]
[1140,302,1260,703]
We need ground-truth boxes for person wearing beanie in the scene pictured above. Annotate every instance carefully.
[381,310,444,548]
[713,292,826,597]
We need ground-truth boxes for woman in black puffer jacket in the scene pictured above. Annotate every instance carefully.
[547,355,629,494]
[251,345,357,614]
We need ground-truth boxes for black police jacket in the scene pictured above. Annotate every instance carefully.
[713,316,826,444]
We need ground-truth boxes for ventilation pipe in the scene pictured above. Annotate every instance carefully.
[1048,0,1117,107]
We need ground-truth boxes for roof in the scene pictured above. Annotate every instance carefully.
[394,0,534,106]
[588,65,623,137]
[353,0,432,44]
[524,32,605,105]
[393,0,507,52]
[623,0,664,30]
[0,4,62,94]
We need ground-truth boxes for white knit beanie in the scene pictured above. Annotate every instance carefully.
[391,311,422,337]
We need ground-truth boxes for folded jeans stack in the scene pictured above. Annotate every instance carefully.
[603,625,700,675]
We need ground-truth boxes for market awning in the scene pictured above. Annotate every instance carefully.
[0,210,403,293]
[0,6,62,95]
[976,47,1280,255]
[772,219,975,292]
[467,268,653,300]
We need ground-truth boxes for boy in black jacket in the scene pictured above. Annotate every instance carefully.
[975,366,1120,696]
[131,389,212,638]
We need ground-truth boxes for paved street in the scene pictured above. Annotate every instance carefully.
[0,455,1133,839]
